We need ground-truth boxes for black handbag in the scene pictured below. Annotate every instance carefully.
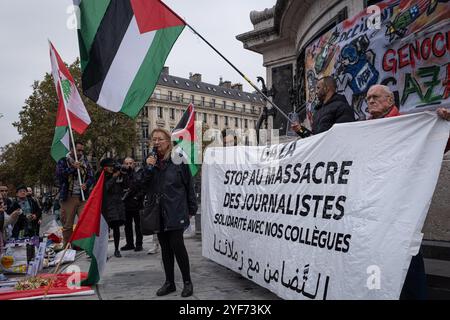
[140,194,161,235]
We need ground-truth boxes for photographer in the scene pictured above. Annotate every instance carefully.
[99,158,126,258]
[120,157,144,252]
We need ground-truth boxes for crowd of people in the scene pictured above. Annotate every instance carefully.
[1,79,449,299]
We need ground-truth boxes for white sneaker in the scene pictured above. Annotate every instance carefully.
[147,244,160,254]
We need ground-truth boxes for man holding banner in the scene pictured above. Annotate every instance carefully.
[366,84,450,300]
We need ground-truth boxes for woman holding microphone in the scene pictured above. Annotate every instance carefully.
[143,128,197,298]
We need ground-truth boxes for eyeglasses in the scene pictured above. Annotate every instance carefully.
[151,138,167,143]
[0,190,7,193]
[365,94,389,102]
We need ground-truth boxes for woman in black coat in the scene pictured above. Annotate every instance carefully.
[143,128,198,298]
[99,158,126,258]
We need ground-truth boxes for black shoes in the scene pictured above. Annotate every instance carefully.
[120,245,135,251]
[156,282,176,296]
[181,281,193,297]
[114,250,122,258]
[134,246,143,252]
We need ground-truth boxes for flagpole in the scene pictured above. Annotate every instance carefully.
[49,40,86,200]
[186,23,311,136]
[57,71,86,202]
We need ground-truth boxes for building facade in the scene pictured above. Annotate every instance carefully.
[131,67,265,162]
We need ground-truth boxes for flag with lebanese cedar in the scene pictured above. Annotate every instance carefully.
[49,41,91,161]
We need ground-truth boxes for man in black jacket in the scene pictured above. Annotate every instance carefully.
[292,76,355,135]
[120,157,144,252]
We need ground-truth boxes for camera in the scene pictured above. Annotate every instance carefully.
[113,163,130,174]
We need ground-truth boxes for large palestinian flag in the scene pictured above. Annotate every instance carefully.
[70,171,109,285]
[172,104,199,176]
[49,41,91,161]
[76,0,185,118]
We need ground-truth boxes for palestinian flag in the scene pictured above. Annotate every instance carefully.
[76,0,185,118]
[49,41,91,161]
[70,171,109,286]
[172,104,199,176]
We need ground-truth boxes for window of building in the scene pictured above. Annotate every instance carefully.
[170,108,175,119]
[158,107,163,118]
[245,136,249,146]
[214,114,218,125]
[141,106,148,117]
[163,77,168,82]
[203,113,207,123]
[244,119,248,128]
[191,95,195,103]
[243,104,246,112]
[142,125,149,139]
[212,98,216,108]
[180,93,184,102]
[223,101,226,109]
[235,117,238,127]
[196,84,201,89]
[185,82,190,87]
[174,79,179,84]
[225,116,228,126]
[201,97,205,106]
[252,106,255,113]
[213,88,217,92]
[168,91,173,101]
[233,102,236,110]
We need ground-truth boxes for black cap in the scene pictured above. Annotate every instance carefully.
[15,185,27,193]
[100,158,115,168]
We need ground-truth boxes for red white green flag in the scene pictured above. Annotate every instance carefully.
[172,104,199,176]
[70,171,109,286]
[49,41,91,161]
[76,0,185,118]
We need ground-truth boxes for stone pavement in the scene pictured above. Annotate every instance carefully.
[53,229,279,300]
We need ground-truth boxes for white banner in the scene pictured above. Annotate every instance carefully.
[201,112,449,300]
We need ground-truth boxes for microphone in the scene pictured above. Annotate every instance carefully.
[145,146,158,171]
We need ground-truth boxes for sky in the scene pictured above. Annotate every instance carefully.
[0,0,275,148]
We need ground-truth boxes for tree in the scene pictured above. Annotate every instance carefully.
[1,59,137,188]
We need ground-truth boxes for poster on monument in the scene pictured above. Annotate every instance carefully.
[201,112,450,299]
[304,0,450,122]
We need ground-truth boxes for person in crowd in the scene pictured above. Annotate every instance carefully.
[142,128,198,297]
[100,158,126,258]
[366,84,450,300]
[56,141,94,246]
[120,157,145,252]
[0,185,13,212]
[8,185,42,238]
[291,76,355,135]
[0,197,20,281]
